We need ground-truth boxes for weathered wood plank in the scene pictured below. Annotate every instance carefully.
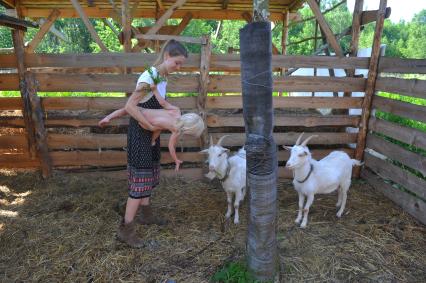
[0,135,27,149]
[1,73,367,93]
[207,115,360,127]
[369,116,426,150]
[47,132,357,150]
[364,152,426,200]
[366,134,426,177]
[362,168,426,225]
[0,114,361,128]
[379,58,426,74]
[0,153,39,168]
[373,96,426,123]
[375,77,426,99]
[0,53,371,70]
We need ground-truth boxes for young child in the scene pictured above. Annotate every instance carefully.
[99,85,204,171]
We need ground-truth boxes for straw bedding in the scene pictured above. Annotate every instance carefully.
[0,169,424,282]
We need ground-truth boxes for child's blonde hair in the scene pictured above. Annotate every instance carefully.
[176,113,205,137]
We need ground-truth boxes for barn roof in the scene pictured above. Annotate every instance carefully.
[2,0,305,21]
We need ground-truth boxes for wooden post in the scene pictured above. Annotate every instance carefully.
[197,35,211,149]
[24,72,52,177]
[243,0,278,280]
[354,0,387,177]
[343,0,364,113]
[121,0,132,96]
[11,5,37,159]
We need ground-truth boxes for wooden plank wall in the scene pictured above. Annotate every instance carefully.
[361,61,426,225]
[0,53,425,184]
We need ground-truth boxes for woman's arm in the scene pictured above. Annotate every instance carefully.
[151,85,179,111]
[125,82,158,131]
[168,131,182,171]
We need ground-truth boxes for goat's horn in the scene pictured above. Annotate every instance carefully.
[301,135,318,147]
[295,132,304,145]
[209,135,213,146]
[216,135,230,147]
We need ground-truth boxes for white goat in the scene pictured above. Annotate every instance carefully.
[200,135,246,224]
[283,133,362,228]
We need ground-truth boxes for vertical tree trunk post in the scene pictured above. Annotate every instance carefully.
[354,0,387,177]
[121,0,132,96]
[197,35,211,150]
[241,0,278,279]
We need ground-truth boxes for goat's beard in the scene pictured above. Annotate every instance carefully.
[204,171,216,180]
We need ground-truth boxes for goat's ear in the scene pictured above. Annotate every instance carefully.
[199,149,209,154]
[282,145,292,151]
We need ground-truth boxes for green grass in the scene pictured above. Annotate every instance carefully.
[211,261,264,283]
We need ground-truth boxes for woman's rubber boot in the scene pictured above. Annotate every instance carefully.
[136,205,167,225]
[117,220,145,248]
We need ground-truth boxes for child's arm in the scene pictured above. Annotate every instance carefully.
[151,84,180,111]
[98,108,127,127]
[168,131,182,171]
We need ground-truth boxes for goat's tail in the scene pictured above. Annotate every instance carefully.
[351,159,364,166]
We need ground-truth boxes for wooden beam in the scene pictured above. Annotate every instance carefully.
[171,12,192,35]
[197,35,211,149]
[136,34,205,44]
[24,72,52,177]
[307,0,343,57]
[140,0,188,49]
[343,0,363,108]
[121,0,132,52]
[11,15,38,159]
[102,18,119,36]
[354,0,388,177]
[155,0,164,11]
[26,9,61,53]
[0,13,37,30]
[69,0,109,52]
[0,1,15,9]
[222,0,230,10]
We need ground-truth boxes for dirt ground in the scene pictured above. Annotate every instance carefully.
[0,169,425,282]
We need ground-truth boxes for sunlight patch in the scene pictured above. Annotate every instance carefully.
[0,209,18,217]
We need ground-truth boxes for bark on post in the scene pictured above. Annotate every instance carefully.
[197,35,211,149]
[240,1,278,278]
[24,72,52,177]
[354,0,387,177]
[11,7,37,159]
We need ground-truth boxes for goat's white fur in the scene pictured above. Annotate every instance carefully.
[200,135,246,224]
[284,133,362,228]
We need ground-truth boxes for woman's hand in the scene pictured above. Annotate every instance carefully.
[175,159,183,171]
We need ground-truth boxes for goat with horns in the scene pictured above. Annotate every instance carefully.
[283,133,363,228]
[200,135,246,224]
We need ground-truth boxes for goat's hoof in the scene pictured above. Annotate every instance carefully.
[336,212,343,218]
[336,203,341,207]
[295,218,301,224]
[234,219,239,224]
[300,223,307,228]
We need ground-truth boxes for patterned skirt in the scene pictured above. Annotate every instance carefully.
[127,96,162,199]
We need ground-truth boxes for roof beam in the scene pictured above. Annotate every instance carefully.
[0,0,14,9]
[70,0,109,52]
[26,9,61,53]
[0,13,37,30]
[307,0,343,57]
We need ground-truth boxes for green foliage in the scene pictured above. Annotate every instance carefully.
[211,261,262,283]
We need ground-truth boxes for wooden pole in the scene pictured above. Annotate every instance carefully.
[11,4,37,159]
[24,72,52,177]
[343,0,364,113]
[244,0,278,280]
[354,0,387,177]
[26,9,61,53]
[197,35,211,149]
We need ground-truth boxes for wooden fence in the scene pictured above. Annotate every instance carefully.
[1,53,425,224]
[361,61,426,225]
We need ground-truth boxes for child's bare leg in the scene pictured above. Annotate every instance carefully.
[151,130,161,145]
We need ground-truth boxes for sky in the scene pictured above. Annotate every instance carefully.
[346,0,426,23]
